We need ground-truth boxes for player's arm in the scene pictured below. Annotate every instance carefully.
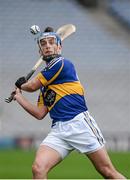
[15,76,42,92]
[15,59,64,91]
[14,88,48,120]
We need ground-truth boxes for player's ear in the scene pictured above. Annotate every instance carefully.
[58,45,62,54]
[58,44,62,51]
[39,49,42,55]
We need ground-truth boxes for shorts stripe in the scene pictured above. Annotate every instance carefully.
[89,117,105,144]
[83,112,104,145]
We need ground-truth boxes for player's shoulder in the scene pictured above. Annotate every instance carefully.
[42,56,63,72]
[48,56,64,69]
[41,56,74,73]
[63,57,75,68]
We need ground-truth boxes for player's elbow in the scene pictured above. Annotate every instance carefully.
[32,106,48,120]
[36,114,44,120]
[35,108,48,120]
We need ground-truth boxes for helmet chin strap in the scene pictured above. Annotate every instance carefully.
[43,54,59,62]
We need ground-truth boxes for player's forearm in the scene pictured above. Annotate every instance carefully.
[15,93,47,120]
[21,78,42,92]
[21,81,36,92]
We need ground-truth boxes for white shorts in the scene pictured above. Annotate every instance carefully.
[40,111,105,159]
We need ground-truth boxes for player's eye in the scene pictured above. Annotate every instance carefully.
[40,40,46,46]
[48,38,55,45]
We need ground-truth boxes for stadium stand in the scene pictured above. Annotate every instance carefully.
[0,0,130,150]
[106,0,130,29]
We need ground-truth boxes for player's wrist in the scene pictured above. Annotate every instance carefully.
[15,76,27,89]
[14,91,22,100]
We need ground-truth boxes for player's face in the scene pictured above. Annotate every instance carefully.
[39,37,61,56]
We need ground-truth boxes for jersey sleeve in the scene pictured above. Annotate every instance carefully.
[36,59,64,86]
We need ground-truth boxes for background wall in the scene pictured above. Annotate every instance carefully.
[0,0,130,150]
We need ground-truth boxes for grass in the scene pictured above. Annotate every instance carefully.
[0,149,129,179]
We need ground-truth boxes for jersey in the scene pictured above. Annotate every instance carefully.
[36,56,88,124]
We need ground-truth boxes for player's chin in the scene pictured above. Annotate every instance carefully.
[44,51,53,56]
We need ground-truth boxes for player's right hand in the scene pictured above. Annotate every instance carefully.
[15,76,27,89]
[11,90,16,101]
[13,88,22,101]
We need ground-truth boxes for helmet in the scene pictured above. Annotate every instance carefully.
[37,32,61,46]
[36,32,62,62]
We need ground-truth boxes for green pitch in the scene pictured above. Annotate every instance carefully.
[0,149,129,179]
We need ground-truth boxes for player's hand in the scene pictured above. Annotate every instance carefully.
[15,88,22,94]
[11,90,16,101]
[15,76,27,89]
[13,88,22,101]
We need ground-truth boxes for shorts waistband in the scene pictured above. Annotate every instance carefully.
[52,111,89,127]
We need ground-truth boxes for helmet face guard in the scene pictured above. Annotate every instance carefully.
[36,32,62,62]
[37,32,61,46]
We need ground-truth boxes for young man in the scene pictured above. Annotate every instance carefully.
[14,27,125,179]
